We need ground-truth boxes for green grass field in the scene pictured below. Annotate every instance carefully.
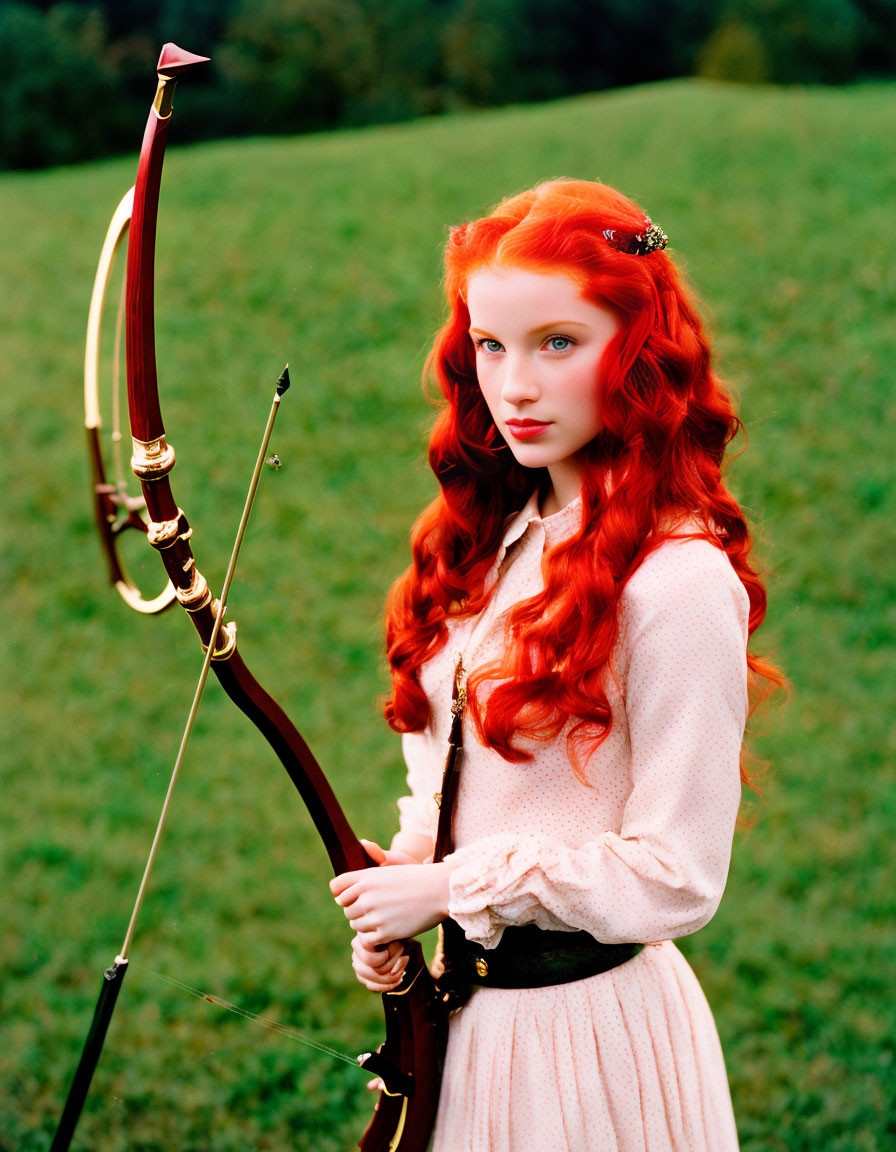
[1,77,894,1150]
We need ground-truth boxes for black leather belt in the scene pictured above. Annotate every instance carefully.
[441,918,643,990]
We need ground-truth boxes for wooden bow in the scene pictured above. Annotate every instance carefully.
[84,183,175,614]
[58,42,445,1152]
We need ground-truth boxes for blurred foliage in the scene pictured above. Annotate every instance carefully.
[0,3,120,167]
[698,0,863,84]
[216,0,374,134]
[1,0,894,170]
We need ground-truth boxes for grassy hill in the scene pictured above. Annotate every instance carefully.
[1,77,893,1150]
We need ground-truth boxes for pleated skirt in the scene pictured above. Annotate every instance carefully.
[431,941,739,1152]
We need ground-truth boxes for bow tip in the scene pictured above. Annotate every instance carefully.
[157,43,211,76]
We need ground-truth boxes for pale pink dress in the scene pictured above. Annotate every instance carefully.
[396,493,747,1152]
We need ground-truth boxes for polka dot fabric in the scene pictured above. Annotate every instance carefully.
[396,493,748,1150]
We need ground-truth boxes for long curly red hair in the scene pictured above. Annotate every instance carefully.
[384,180,780,780]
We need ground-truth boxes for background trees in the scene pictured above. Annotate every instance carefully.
[1,0,894,169]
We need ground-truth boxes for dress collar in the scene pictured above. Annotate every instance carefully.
[499,490,584,553]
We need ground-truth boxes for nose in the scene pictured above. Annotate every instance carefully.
[500,353,540,406]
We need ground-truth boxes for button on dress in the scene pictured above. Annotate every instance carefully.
[397,493,747,1151]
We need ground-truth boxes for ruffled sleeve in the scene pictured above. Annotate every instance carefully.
[445,538,750,949]
[395,730,438,848]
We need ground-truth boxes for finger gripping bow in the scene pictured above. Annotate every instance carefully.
[123,42,445,1152]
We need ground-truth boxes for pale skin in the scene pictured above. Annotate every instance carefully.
[330,265,621,994]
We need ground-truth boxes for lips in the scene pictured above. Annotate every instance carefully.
[506,419,551,440]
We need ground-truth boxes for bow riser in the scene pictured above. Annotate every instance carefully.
[359,950,446,1151]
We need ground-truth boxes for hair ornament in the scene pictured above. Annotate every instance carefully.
[602,217,668,256]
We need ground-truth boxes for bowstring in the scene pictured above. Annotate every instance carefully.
[111,273,127,494]
[128,960,364,1070]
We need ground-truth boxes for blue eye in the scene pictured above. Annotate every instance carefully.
[477,338,504,354]
[546,336,573,352]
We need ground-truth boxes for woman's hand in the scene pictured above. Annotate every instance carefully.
[330,839,452,949]
[359,838,423,869]
[350,934,409,992]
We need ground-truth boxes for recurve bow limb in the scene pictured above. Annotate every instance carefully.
[121,42,446,1151]
[84,184,176,614]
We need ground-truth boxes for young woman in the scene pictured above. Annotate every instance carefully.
[331,179,779,1151]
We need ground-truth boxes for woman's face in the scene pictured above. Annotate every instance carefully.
[466,265,619,515]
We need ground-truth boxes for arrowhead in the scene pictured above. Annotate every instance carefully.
[157,43,211,77]
[276,366,291,396]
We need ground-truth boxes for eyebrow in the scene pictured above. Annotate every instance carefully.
[469,320,591,336]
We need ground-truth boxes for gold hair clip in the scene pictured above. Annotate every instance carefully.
[603,217,668,256]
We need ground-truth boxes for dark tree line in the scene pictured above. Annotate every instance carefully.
[1,0,893,170]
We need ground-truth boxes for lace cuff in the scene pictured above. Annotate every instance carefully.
[445,835,579,949]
